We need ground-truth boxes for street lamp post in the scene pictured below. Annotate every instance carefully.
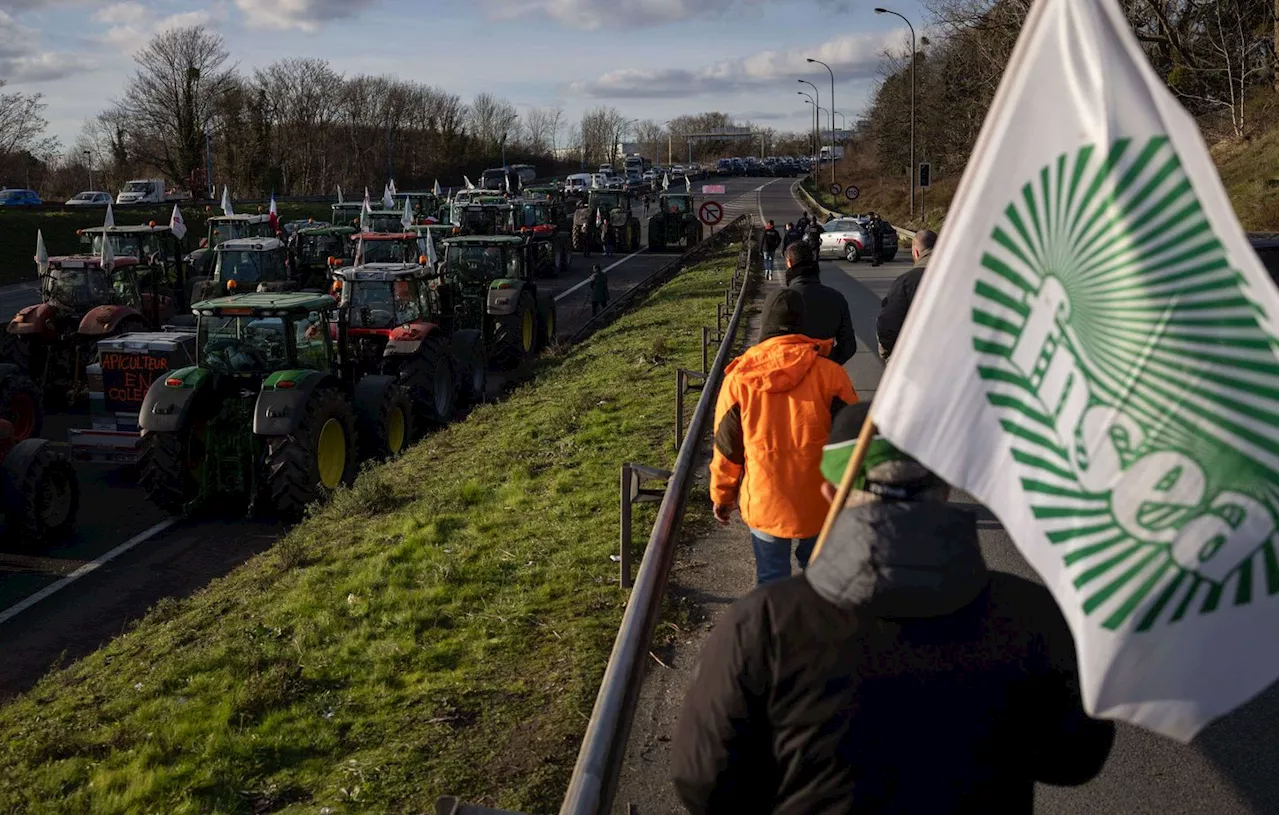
[807,58,837,188]
[83,150,92,191]
[798,92,817,168]
[661,120,673,166]
[798,79,821,172]
[876,6,916,219]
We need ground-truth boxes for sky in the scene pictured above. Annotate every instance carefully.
[0,0,932,153]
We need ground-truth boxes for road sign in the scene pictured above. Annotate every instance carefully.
[845,186,861,201]
[701,184,726,195]
[919,162,932,189]
[829,183,843,196]
[698,200,724,226]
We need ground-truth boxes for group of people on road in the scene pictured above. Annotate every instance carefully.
[671,216,1115,813]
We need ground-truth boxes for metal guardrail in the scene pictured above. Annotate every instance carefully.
[558,232,756,815]
[794,182,912,246]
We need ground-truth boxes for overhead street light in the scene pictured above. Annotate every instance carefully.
[83,149,92,191]
[797,79,821,173]
[807,58,837,187]
[798,91,817,166]
[661,119,673,165]
[876,6,917,218]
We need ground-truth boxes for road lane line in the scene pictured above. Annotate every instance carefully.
[0,517,179,626]
[554,247,648,302]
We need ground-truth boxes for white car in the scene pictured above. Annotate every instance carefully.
[65,191,112,206]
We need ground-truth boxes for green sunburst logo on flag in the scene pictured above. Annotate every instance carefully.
[970,136,1279,633]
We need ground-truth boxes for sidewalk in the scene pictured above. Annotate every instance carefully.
[612,270,785,814]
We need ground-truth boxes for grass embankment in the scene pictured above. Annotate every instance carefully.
[0,202,332,287]
[0,243,743,814]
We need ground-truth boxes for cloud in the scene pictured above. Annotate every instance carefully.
[482,0,763,30]
[0,10,91,82]
[93,1,147,25]
[92,5,222,52]
[569,30,895,98]
[233,0,379,32]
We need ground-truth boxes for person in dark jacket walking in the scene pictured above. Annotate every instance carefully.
[672,401,1115,814]
[783,242,857,364]
[866,211,884,267]
[877,228,936,361]
[589,263,609,315]
[781,222,798,250]
[804,217,823,254]
[761,220,782,280]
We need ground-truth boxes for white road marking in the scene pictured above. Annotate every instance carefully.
[554,247,648,302]
[0,517,179,626]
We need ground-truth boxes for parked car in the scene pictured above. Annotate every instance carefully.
[64,191,112,206]
[818,216,899,262]
[0,189,42,206]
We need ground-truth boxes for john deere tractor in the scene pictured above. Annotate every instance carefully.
[437,235,556,368]
[137,292,413,519]
[571,190,641,253]
[507,199,571,277]
[647,192,703,251]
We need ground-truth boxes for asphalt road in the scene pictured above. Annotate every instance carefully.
[745,178,1276,815]
[0,196,736,700]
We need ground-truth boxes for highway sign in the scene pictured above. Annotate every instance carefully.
[846,186,860,200]
[919,162,932,189]
[698,200,724,226]
[830,183,843,196]
[701,185,726,194]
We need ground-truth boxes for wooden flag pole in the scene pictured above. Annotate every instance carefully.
[808,415,877,564]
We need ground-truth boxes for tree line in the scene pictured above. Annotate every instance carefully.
[858,0,1276,187]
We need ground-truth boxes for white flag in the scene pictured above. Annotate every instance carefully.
[337,185,345,204]
[433,179,442,197]
[99,224,114,273]
[662,173,669,191]
[401,195,414,231]
[871,0,1278,744]
[463,175,475,191]
[220,186,234,217]
[104,201,115,228]
[362,187,372,212]
[354,234,364,266]
[685,174,691,193]
[425,230,438,267]
[382,184,394,210]
[169,204,187,240]
[389,178,397,196]
[34,229,47,277]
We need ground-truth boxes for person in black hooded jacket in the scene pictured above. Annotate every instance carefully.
[783,241,857,364]
[671,401,1115,815]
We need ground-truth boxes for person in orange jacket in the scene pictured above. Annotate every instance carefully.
[711,287,858,585]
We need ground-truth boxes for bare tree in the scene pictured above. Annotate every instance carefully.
[0,82,57,161]
[468,93,519,156]
[523,107,557,154]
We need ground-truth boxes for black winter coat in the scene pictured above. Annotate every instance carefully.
[785,263,857,364]
[876,249,929,361]
[762,227,782,253]
[671,500,1114,815]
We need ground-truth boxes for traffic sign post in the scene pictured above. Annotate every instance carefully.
[918,163,932,226]
[698,200,724,226]
[845,186,860,201]
[829,182,843,197]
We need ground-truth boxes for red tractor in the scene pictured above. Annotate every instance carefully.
[330,261,486,436]
[3,225,189,406]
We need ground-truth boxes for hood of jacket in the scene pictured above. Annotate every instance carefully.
[804,500,988,618]
[784,260,822,285]
[725,334,833,394]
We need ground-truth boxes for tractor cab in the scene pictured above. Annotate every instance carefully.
[660,192,694,216]
[210,238,292,295]
[352,232,433,266]
[40,256,143,314]
[191,292,337,380]
[586,190,631,217]
[452,201,513,236]
[334,265,433,331]
[292,225,357,277]
[392,192,442,222]
[441,235,526,286]
[332,202,364,228]
[204,214,275,250]
[511,200,556,231]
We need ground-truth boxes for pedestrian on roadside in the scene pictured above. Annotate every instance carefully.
[804,217,823,254]
[602,215,615,257]
[760,220,782,280]
[673,400,1116,814]
[796,212,810,232]
[877,228,937,362]
[781,222,797,250]
[710,288,857,587]
[867,211,884,267]
[589,263,609,315]
[783,241,857,364]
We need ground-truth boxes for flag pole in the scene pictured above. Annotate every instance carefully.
[808,415,877,563]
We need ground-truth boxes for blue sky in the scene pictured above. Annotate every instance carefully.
[0,0,931,151]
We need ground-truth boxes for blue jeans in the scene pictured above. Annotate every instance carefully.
[750,529,817,586]
[763,250,775,271]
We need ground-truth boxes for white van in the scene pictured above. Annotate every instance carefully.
[565,173,592,194]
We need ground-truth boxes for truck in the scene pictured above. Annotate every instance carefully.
[115,179,191,205]
[819,145,845,162]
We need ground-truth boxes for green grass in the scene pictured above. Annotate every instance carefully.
[0,203,333,288]
[0,243,744,814]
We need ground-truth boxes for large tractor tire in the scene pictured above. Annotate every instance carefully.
[629,219,642,252]
[0,371,42,442]
[491,293,537,370]
[138,421,208,515]
[451,329,487,408]
[537,295,558,351]
[648,217,666,252]
[394,335,456,428]
[0,333,31,373]
[354,374,412,460]
[571,216,587,252]
[1,437,79,542]
[265,387,356,519]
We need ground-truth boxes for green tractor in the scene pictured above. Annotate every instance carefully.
[437,235,557,368]
[137,292,413,519]
[571,190,641,253]
[288,224,358,286]
[508,198,571,277]
[187,214,276,277]
[647,192,703,251]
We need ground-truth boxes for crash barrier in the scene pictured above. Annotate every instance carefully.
[616,463,672,589]
[434,226,758,815]
[566,213,753,346]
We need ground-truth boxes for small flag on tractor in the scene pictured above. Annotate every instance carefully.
[463,175,475,191]
[433,179,442,197]
[99,220,114,273]
[34,230,47,277]
[221,186,234,217]
[662,173,669,192]
[389,178,397,197]
[169,204,187,240]
[401,196,414,231]
[425,230,438,267]
[268,195,279,232]
[337,185,344,204]
[103,201,115,229]
[360,188,372,233]
[354,234,365,266]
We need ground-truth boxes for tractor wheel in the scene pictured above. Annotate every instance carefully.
[395,336,456,427]
[630,221,641,252]
[845,242,861,263]
[571,221,585,252]
[265,387,356,519]
[491,293,537,369]
[0,333,31,372]
[537,295,558,351]
[1,438,79,542]
[354,374,413,460]
[139,420,208,515]
[648,219,666,252]
[0,371,42,442]
[451,329,487,408]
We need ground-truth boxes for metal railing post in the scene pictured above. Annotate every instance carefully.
[618,463,672,589]
[675,368,707,452]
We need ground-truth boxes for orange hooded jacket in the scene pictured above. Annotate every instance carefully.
[711,334,858,539]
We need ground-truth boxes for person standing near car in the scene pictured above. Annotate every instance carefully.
[784,241,857,364]
[602,214,615,257]
[877,228,937,361]
[805,217,824,254]
[867,211,884,267]
[761,220,782,281]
